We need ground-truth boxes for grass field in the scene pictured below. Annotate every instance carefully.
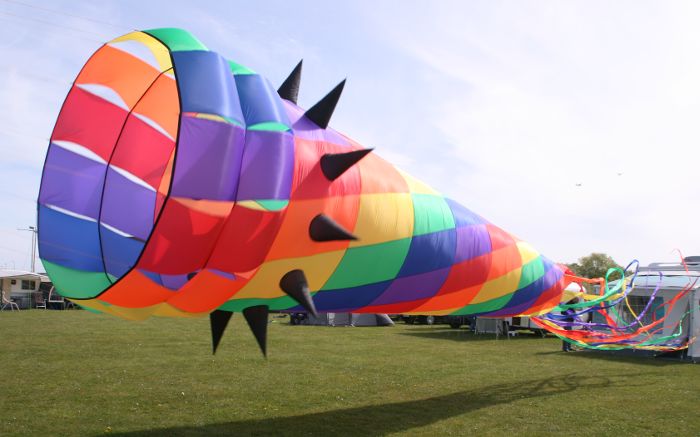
[1,310,698,436]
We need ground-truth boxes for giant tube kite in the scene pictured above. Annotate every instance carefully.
[37,28,690,355]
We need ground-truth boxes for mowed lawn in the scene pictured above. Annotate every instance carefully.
[1,310,698,436]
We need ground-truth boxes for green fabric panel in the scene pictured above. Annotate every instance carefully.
[450,293,514,315]
[517,256,544,290]
[42,260,111,299]
[322,238,411,290]
[228,60,256,75]
[412,194,455,236]
[220,116,243,127]
[144,28,207,52]
[218,295,298,312]
[255,199,289,211]
[248,122,291,132]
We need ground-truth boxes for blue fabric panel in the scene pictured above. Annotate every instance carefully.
[138,269,164,286]
[398,228,457,277]
[296,281,393,312]
[235,74,290,126]
[38,144,106,220]
[100,225,145,279]
[38,204,104,272]
[172,51,243,123]
[446,198,487,228]
[503,258,559,309]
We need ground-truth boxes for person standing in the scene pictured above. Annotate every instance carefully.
[561,298,578,352]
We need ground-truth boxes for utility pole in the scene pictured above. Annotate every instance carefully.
[18,226,37,272]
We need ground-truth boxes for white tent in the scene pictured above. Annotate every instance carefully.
[297,313,394,327]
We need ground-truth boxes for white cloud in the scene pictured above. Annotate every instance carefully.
[360,1,700,264]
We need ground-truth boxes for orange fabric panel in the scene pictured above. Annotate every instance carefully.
[99,270,173,307]
[351,143,409,194]
[167,270,248,313]
[133,73,179,140]
[77,45,161,109]
[485,229,521,280]
[487,224,518,251]
[265,195,360,261]
[410,284,484,312]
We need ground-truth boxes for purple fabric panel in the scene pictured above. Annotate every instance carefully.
[100,167,156,240]
[454,224,492,263]
[283,101,350,146]
[39,144,106,219]
[159,273,188,291]
[171,116,245,201]
[370,267,451,306]
[236,130,294,201]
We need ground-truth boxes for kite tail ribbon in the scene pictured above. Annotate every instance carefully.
[532,261,697,352]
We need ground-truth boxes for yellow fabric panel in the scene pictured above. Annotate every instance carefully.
[77,299,153,320]
[349,193,414,247]
[397,168,440,195]
[469,267,522,304]
[110,31,172,71]
[172,197,235,217]
[516,241,540,265]
[77,298,206,320]
[236,200,267,211]
[151,303,207,318]
[233,250,346,299]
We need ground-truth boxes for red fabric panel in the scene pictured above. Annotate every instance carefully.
[360,297,431,315]
[438,252,492,295]
[110,112,175,189]
[291,138,362,200]
[137,198,228,274]
[52,87,127,161]
[207,207,284,273]
[526,275,566,314]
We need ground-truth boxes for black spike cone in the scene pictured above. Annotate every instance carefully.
[304,79,345,128]
[243,305,269,357]
[277,60,303,104]
[320,148,373,181]
[309,214,357,242]
[210,310,233,354]
[279,269,318,317]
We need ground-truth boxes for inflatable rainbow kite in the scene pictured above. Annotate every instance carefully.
[38,28,689,355]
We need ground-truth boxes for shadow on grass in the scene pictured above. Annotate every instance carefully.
[112,373,639,437]
[547,349,692,366]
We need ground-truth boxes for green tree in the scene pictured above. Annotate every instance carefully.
[567,253,622,280]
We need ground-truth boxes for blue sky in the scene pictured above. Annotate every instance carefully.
[0,0,698,271]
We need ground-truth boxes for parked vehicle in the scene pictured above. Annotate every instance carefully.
[401,315,451,325]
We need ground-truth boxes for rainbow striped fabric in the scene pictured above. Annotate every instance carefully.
[38,28,567,321]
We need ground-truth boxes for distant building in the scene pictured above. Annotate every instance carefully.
[0,270,50,309]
